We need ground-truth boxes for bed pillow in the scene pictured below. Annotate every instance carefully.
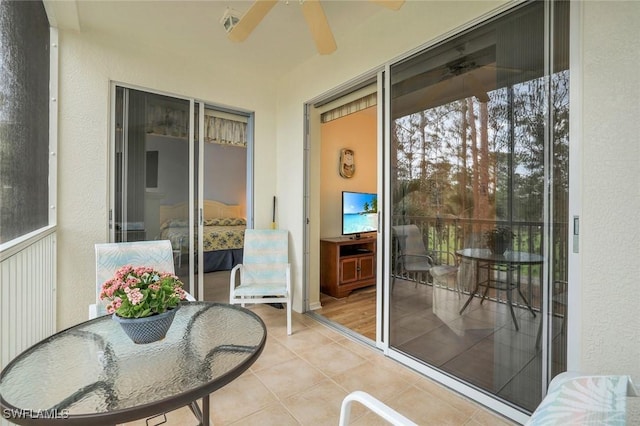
[160,219,189,231]
[204,217,246,226]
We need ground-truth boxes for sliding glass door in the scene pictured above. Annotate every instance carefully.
[195,104,249,300]
[387,1,569,412]
[112,87,192,295]
[111,86,251,300]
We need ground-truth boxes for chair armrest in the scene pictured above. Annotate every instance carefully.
[286,263,291,294]
[429,250,458,266]
[399,253,434,263]
[229,263,243,299]
[339,391,417,426]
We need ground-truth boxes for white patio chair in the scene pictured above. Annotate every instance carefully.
[90,240,195,319]
[229,229,292,335]
[339,391,418,426]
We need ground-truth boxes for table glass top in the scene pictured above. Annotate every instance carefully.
[456,248,544,264]
[0,302,265,420]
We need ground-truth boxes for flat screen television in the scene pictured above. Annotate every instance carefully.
[342,191,378,238]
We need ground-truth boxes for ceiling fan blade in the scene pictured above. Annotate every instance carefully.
[466,72,490,103]
[228,0,278,42]
[301,0,337,55]
[369,0,405,11]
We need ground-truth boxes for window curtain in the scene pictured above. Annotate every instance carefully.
[321,92,377,123]
[204,116,247,147]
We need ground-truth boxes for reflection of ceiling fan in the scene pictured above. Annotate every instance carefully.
[227,0,405,55]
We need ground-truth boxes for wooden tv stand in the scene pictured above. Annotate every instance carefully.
[320,237,376,298]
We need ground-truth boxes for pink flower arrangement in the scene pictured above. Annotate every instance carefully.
[100,265,187,318]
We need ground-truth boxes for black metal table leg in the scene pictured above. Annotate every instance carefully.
[202,395,210,426]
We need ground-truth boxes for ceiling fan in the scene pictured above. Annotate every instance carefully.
[227,0,405,55]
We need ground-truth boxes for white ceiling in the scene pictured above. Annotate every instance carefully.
[45,0,396,79]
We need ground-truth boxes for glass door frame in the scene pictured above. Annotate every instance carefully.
[380,1,568,423]
[109,83,197,295]
[193,100,255,299]
[109,82,254,300]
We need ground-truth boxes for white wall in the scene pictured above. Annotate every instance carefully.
[578,1,640,419]
[320,108,377,238]
[56,30,278,328]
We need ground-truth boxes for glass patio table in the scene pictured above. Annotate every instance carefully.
[456,248,543,331]
[0,302,266,426]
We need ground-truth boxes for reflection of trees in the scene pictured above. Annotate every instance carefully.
[393,71,570,231]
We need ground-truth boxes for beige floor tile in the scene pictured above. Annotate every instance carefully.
[248,306,296,337]
[297,341,368,377]
[468,407,518,425]
[413,375,478,417]
[229,402,299,426]
[333,335,381,359]
[282,379,350,425]
[388,384,474,425]
[331,361,415,403]
[208,372,279,424]
[366,352,424,384]
[273,325,336,353]
[304,318,349,341]
[249,336,297,372]
[253,357,328,400]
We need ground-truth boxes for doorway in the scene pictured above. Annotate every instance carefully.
[110,85,252,301]
[307,83,380,342]
[305,0,570,420]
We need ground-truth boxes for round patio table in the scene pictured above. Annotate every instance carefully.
[456,248,543,331]
[0,302,266,426]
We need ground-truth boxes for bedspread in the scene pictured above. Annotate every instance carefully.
[160,218,245,252]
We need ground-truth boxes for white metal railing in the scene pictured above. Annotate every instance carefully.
[0,229,57,373]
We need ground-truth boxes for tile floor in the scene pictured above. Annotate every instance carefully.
[121,303,516,425]
[390,278,567,412]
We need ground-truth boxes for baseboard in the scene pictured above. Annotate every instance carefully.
[308,301,322,310]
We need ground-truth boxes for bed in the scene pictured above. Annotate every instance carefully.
[159,200,246,272]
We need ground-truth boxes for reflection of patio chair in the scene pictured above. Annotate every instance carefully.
[392,225,459,292]
[429,251,461,296]
[229,229,292,335]
[456,232,484,294]
[392,225,434,288]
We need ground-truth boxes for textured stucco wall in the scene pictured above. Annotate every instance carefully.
[579,1,640,420]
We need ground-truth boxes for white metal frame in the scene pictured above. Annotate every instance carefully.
[107,83,254,300]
